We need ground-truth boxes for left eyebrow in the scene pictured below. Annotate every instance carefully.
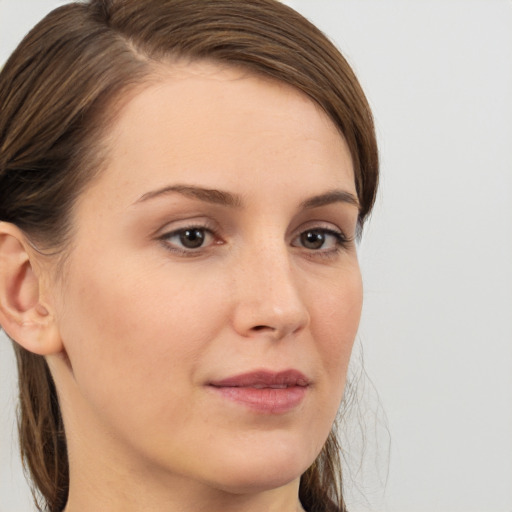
[299,190,360,211]
[133,184,243,208]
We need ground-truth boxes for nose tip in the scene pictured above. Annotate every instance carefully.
[235,304,309,340]
[231,260,310,340]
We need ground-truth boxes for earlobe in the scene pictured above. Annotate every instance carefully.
[0,222,63,355]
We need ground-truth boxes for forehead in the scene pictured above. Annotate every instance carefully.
[83,61,355,208]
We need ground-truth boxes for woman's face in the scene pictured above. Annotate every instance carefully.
[48,62,362,497]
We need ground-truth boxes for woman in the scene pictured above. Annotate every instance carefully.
[0,1,378,511]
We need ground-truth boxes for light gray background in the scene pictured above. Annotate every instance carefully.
[1,1,511,511]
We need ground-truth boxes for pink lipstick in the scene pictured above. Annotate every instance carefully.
[209,370,309,414]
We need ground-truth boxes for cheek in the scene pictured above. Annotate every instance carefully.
[294,266,362,458]
[55,254,229,420]
[310,266,362,387]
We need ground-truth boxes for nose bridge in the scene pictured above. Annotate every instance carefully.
[231,234,309,338]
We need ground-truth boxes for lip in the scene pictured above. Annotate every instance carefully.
[208,370,310,414]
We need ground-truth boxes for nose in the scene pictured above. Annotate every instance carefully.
[231,241,310,340]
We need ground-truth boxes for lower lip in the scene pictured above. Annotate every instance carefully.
[210,386,307,414]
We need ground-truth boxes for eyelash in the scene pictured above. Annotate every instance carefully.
[158,224,351,258]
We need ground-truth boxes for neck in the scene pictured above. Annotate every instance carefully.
[64,468,306,512]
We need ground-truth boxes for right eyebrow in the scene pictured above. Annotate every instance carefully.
[133,184,243,208]
[299,189,360,211]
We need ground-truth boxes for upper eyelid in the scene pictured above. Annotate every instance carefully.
[158,221,346,235]
[159,225,218,244]
[291,221,349,239]
[156,218,219,236]
[292,227,344,239]
[162,224,216,235]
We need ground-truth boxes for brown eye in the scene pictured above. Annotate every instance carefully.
[291,227,346,253]
[300,230,326,249]
[161,226,215,253]
[179,228,206,249]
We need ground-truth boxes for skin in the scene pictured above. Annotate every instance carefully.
[3,62,363,512]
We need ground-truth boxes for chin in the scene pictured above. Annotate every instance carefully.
[213,469,304,496]
[203,441,315,495]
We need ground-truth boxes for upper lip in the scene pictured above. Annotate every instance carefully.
[209,369,310,389]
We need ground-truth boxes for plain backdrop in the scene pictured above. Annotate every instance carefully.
[1,1,511,511]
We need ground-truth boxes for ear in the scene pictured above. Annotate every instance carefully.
[0,222,63,355]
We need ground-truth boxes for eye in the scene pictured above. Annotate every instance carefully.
[160,226,216,253]
[292,228,346,251]
[176,228,207,249]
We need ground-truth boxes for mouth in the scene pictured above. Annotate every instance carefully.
[208,370,310,414]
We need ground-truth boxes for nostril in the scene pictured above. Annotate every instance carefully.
[252,325,272,332]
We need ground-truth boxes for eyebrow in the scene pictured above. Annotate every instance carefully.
[134,184,243,208]
[134,184,359,211]
[300,190,360,210]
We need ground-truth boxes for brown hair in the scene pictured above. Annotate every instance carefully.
[0,1,378,511]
